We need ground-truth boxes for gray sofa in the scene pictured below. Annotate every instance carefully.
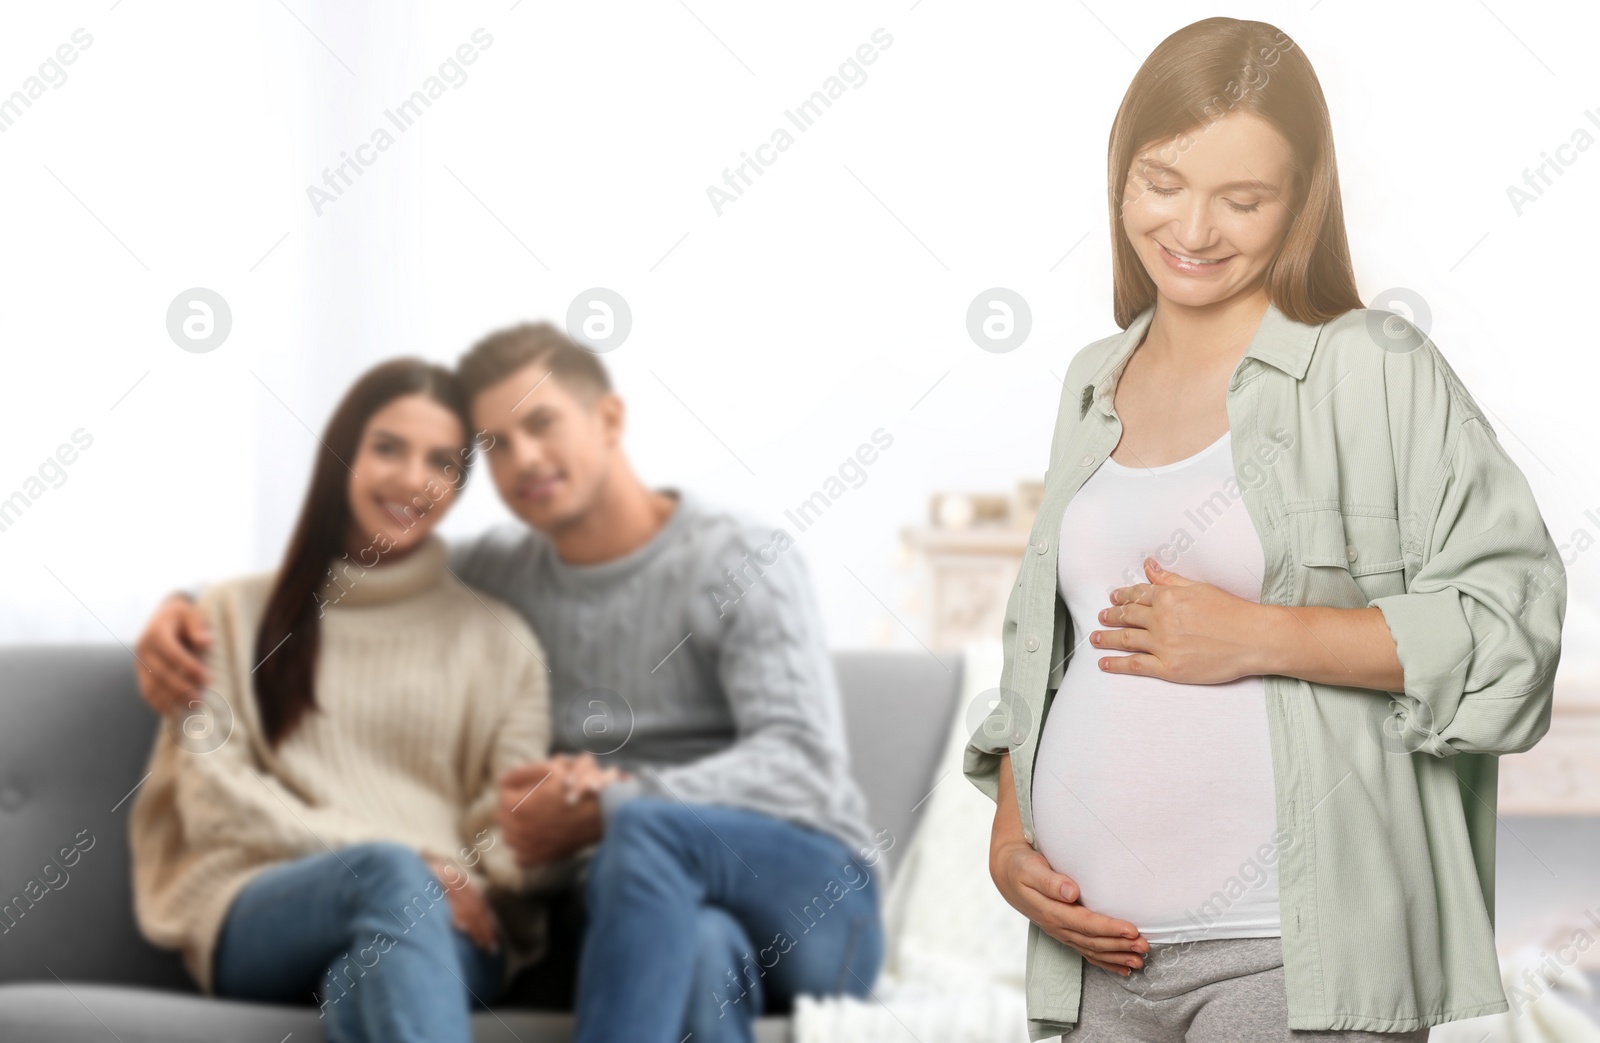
[0,644,966,1043]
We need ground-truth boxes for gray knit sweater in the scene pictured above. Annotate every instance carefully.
[448,487,886,887]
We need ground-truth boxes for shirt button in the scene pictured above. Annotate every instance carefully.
[1034,538,1049,554]
[1024,636,1039,651]
[1079,452,1094,467]
[1346,545,1358,562]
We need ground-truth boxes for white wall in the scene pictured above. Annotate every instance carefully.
[1,1,1595,696]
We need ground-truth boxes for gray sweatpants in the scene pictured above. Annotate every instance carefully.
[1062,936,1431,1042]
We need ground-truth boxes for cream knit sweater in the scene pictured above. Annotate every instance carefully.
[128,535,554,995]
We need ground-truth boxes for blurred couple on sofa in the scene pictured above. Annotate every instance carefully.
[125,321,889,1043]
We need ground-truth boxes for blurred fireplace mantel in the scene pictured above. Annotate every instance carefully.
[899,520,1599,816]
[900,523,1032,654]
[1499,694,1600,815]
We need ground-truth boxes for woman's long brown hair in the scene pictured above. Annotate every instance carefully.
[1108,17,1365,327]
[252,359,472,748]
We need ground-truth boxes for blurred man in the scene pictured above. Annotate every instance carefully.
[135,321,888,1042]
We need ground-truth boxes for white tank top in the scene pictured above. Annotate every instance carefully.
[1029,429,1282,942]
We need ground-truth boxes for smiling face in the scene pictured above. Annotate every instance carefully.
[345,393,469,559]
[1120,111,1298,309]
[470,361,619,534]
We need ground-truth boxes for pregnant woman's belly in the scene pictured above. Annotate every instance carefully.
[1029,652,1283,942]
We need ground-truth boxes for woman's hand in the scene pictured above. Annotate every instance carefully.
[990,837,1149,976]
[1093,557,1276,683]
[427,857,500,953]
[554,752,631,806]
[496,760,606,866]
[989,751,1147,976]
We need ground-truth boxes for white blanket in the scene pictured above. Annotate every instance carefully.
[1430,938,1600,1043]
[794,638,1034,1043]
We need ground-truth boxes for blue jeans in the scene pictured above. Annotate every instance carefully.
[212,841,505,1043]
[574,797,885,1043]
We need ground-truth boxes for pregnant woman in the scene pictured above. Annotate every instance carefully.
[128,359,599,1043]
[966,16,1565,1043]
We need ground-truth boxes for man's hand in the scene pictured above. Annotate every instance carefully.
[990,837,1148,976]
[427,857,499,952]
[495,756,611,867]
[135,593,212,714]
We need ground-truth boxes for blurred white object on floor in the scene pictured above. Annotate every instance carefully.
[1430,929,1600,1042]
[794,638,1032,1043]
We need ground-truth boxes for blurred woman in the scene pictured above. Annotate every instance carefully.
[130,359,569,1043]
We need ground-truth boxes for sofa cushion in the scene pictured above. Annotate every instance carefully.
[831,649,964,874]
[0,647,191,992]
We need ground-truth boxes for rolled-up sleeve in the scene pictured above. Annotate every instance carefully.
[1370,414,1567,757]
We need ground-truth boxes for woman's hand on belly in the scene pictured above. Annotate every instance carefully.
[990,837,1149,976]
[426,856,500,953]
[1093,557,1276,684]
[991,751,1147,974]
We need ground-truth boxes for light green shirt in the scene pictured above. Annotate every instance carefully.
[963,300,1567,1039]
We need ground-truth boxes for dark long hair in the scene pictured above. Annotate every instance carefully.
[253,359,473,748]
